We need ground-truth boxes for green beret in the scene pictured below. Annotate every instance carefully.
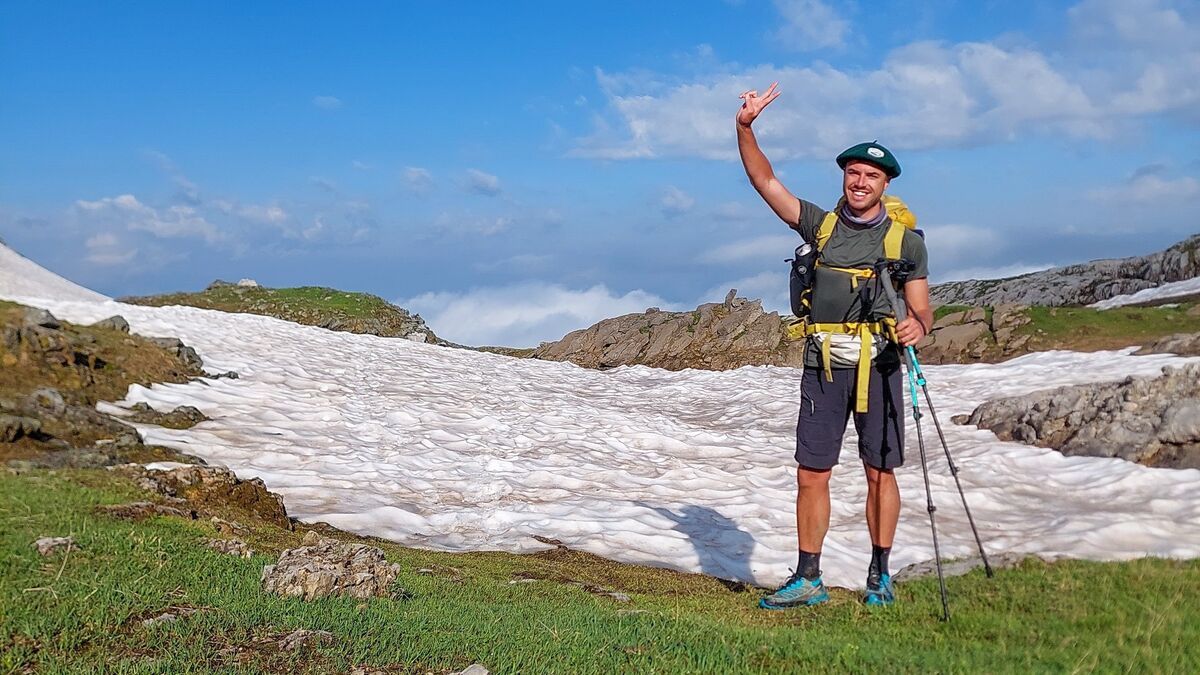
[836,142,901,178]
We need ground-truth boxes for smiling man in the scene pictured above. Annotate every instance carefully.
[735,82,933,608]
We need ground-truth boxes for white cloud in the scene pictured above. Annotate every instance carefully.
[919,224,1002,261]
[84,232,137,266]
[238,204,288,224]
[1089,173,1200,204]
[434,212,512,236]
[770,0,849,51]
[75,194,224,243]
[312,95,343,110]
[401,282,683,347]
[700,234,797,263]
[660,186,695,217]
[575,1,1199,160]
[403,166,434,194]
[465,169,503,196]
[712,201,755,222]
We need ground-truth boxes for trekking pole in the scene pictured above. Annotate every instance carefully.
[873,261,950,621]
[873,260,993,579]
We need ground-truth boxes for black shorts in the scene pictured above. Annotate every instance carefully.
[795,361,905,470]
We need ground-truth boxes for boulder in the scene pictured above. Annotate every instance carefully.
[124,402,208,429]
[118,464,290,529]
[1135,332,1200,357]
[148,337,204,371]
[91,316,130,333]
[22,308,61,330]
[959,362,1200,468]
[261,532,404,601]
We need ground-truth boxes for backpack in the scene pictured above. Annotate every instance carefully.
[786,195,919,412]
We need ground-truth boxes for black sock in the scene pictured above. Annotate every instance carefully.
[798,550,821,579]
[869,545,891,578]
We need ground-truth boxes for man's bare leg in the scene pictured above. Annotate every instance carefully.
[796,466,832,577]
[864,463,900,547]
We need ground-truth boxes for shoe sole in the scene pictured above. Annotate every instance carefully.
[758,593,830,610]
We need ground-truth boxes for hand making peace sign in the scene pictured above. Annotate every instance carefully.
[736,82,781,128]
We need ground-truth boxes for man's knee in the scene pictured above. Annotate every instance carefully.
[864,464,896,488]
[797,466,832,489]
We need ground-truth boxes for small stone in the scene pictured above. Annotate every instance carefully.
[33,536,77,556]
[453,665,490,675]
[207,538,254,559]
[277,628,333,651]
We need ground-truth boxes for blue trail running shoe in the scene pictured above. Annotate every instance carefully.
[759,571,829,609]
[863,573,895,606]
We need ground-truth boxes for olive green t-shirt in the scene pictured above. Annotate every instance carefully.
[792,198,929,367]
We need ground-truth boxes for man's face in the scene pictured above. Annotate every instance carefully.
[842,161,890,215]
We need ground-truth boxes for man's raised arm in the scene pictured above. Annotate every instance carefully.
[737,82,801,227]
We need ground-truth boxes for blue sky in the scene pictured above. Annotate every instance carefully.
[2,1,1198,346]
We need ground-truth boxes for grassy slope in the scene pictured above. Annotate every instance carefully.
[1021,303,1200,351]
[121,285,439,343]
[3,470,1197,674]
[931,300,1200,355]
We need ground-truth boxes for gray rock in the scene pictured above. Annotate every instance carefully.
[27,388,66,415]
[0,414,41,441]
[148,337,204,370]
[453,666,490,675]
[960,362,1200,468]
[261,532,404,601]
[207,538,254,559]
[91,316,130,333]
[277,628,333,651]
[142,607,200,627]
[22,308,60,330]
[33,536,77,556]
[1136,332,1200,357]
[932,234,1200,307]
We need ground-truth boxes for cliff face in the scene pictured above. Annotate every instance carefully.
[930,234,1200,307]
[531,290,804,371]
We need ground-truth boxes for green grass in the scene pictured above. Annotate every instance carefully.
[124,286,398,320]
[3,470,1198,673]
[1022,303,1200,349]
[120,285,441,343]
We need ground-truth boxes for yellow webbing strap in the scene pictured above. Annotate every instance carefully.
[816,211,838,252]
[801,320,897,413]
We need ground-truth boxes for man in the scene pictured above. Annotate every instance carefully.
[735,82,933,608]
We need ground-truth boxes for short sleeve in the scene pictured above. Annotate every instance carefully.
[901,230,929,280]
[793,198,828,243]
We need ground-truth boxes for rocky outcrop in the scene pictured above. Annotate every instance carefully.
[0,303,209,468]
[931,234,1200,307]
[955,362,1200,468]
[1135,332,1200,357]
[115,464,291,529]
[532,290,803,371]
[122,402,208,429]
[917,304,1033,364]
[261,531,404,601]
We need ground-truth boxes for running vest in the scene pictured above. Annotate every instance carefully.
[787,195,918,412]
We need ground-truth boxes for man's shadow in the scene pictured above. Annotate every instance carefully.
[636,501,757,591]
